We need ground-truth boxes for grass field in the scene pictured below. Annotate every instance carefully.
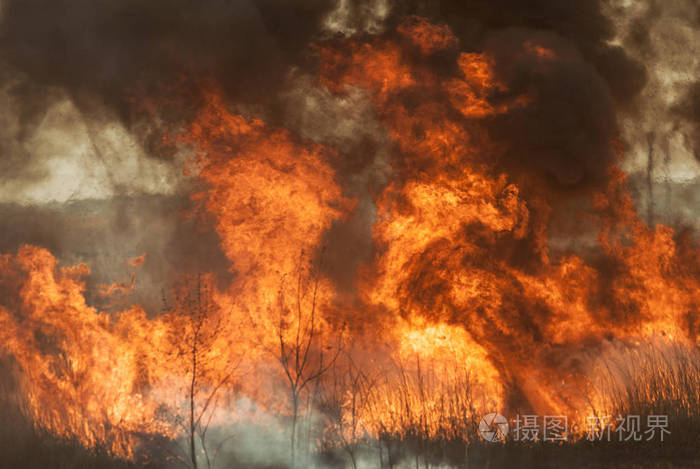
[0,340,698,469]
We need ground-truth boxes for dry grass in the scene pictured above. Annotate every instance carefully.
[588,339,700,447]
[1,340,699,468]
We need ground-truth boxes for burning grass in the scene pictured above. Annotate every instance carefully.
[1,339,698,468]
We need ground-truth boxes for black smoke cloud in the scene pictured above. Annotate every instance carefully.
[0,0,338,151]
[373,0,647,189]
[481,29,618,188]
[386,0,647,105]
[0,0,335,106]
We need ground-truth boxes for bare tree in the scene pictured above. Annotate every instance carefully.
[272,251,345,467]
[167,274,242,469]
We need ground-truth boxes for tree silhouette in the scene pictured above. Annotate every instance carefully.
[271,251,345,467]
[166,274,242,469]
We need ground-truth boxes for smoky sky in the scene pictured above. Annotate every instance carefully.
[0,0,339,162]
[673,81,700,162]
[0,195,234,313]
[1,0,646,171]
[0,0,336,109]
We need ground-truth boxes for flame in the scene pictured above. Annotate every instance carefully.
[524,41,556,60]
[0,16,697,461]
[180,91,354,299]
[318,17,699,423]
[0,247,173,457]
[126,253,147,268]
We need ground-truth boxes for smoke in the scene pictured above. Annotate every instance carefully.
[0,195,233,313]
[1,0,691,204]
[0,0,336,116]
[280,76,390,292]
[605,0,699,230]
[481,29,618,188]
[345,0,648,190]
[0,92,186,205]
[0,0,693,183]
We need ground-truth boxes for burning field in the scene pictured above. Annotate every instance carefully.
[0,1,698,468]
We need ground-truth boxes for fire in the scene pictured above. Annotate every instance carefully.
[524,41,556,60]
[317,17,699,423]
[180,91,354,300]
[0,246,173,457]
[0,15,697,463]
